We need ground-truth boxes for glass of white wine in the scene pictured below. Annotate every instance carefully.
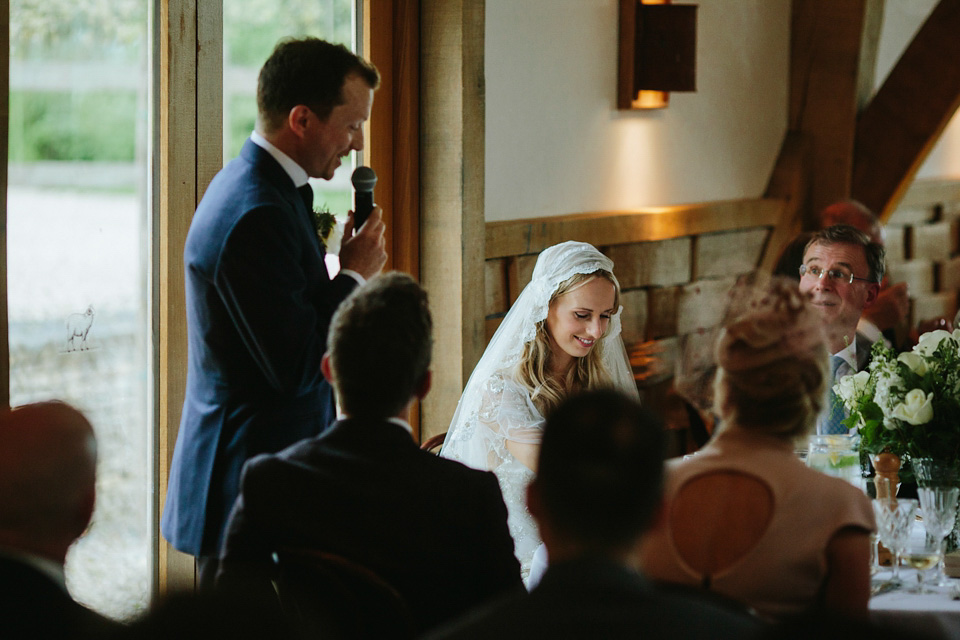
[901,537,941,593]
[873,498,918,587]
[918,486,960,588]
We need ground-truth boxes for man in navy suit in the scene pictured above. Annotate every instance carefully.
[161,38,388,588]
[218,273,523,634]
[0,402,120,639]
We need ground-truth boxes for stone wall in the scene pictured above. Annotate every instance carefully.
[481,179,960,455]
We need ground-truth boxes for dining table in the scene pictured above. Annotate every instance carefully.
[870,569,960,639]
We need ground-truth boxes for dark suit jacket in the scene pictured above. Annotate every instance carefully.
[0,555,120,639]
[161,139,358,556]
[217,418,523,634]
[427,557,764,640]
[855,333,873,371]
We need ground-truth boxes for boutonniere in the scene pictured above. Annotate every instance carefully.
[313,205,343,254]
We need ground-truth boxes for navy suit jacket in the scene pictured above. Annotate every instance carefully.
[161,139,358,556]
[217,418,524,634]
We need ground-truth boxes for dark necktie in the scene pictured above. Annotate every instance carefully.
[298,183,314,212]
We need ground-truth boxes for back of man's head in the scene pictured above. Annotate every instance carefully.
[534,390,664,553]
[819,200,883,244]
[0,401,97,562]
[327,272,432,420]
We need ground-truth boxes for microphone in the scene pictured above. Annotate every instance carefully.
[351,166,377,230]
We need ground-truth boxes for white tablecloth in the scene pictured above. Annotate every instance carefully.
[870,569,960,639]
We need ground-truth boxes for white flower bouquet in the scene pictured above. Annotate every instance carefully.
[834,330,960,460]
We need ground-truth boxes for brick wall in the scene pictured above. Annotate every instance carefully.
[884,179,960,328]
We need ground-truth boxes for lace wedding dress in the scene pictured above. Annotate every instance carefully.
[440,241,638,582]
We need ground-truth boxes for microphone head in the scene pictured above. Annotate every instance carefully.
[351,166,378,192]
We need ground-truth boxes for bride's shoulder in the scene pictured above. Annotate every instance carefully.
[478,370,528,398]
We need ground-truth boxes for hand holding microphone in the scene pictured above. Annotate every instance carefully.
[340,166,387,278]
[351,166,377,230]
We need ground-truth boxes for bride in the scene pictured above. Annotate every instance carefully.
[440,241,638,581]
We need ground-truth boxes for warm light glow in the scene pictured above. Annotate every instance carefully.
[631,0,673,109]
[632,90,669,109]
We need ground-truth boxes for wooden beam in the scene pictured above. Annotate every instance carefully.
[156,0,211,596]
[366,0,421,436]
[788,0,873,224]
[852,0,960,220]
[485,198,785,260]
[420,0,485,441]
[759,132,811,271]
[366,0,420,281]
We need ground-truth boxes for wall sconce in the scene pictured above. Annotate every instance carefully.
[618,0,698,110]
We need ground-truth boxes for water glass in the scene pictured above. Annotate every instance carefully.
[807,434,860,488]
[918,486,960,587]
[873,498,919,586]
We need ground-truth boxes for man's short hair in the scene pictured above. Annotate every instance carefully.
[327,272,432,420]
[805,224,886,283]
[536,390,664,550]
[257,37,380,132]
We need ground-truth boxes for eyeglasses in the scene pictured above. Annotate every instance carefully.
[799,264,874,284]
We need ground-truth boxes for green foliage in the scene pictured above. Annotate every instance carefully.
[9,91,138,162]
[224,0,353,66]
[840,334,960,462]
[11,0,147,62]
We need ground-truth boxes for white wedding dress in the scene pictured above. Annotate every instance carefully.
[440,241,639,583]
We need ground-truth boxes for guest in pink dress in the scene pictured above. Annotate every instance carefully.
[639,277,876,620]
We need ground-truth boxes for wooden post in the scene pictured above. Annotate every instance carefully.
[420,0,486,441]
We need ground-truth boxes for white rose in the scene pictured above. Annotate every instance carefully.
[897,351,929,376]
[914,330,954,357]
[890,388,934,425]
[834,371,870,409]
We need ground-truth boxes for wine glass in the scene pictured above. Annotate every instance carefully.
[873,498,919,586]
[901,536,941,593]
[918,486,960,587]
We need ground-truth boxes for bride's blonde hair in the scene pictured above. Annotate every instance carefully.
[514,270,620,416]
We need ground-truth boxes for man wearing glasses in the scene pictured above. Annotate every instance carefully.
[798,225,884,434]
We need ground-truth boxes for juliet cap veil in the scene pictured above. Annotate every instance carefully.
[440,241,638,469]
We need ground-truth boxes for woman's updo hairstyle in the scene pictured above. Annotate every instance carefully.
[714,277,828,440]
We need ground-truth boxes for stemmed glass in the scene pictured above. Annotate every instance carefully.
[918,486,960,587]
[873,498,919,587]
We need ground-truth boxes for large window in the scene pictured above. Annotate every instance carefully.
[8,0,152,621]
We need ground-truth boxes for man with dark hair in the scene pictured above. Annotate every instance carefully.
[162,38,388,587]
[428,390,762,639]
[0,402,120,639]
[218,273,522,634]
[818,200,910,349]
[799,224,883,434]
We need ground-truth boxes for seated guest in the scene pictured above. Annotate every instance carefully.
[819,200,910,349]
[799,225,882,434]
[428,390,764,640]
[0,401,120,639]
[217,272,522,634]
[640,278,875,619]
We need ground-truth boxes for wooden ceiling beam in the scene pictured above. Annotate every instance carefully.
[786,0,880,225]
[851,0,960,220]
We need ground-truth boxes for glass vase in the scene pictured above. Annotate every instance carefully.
[912,457,960,552]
